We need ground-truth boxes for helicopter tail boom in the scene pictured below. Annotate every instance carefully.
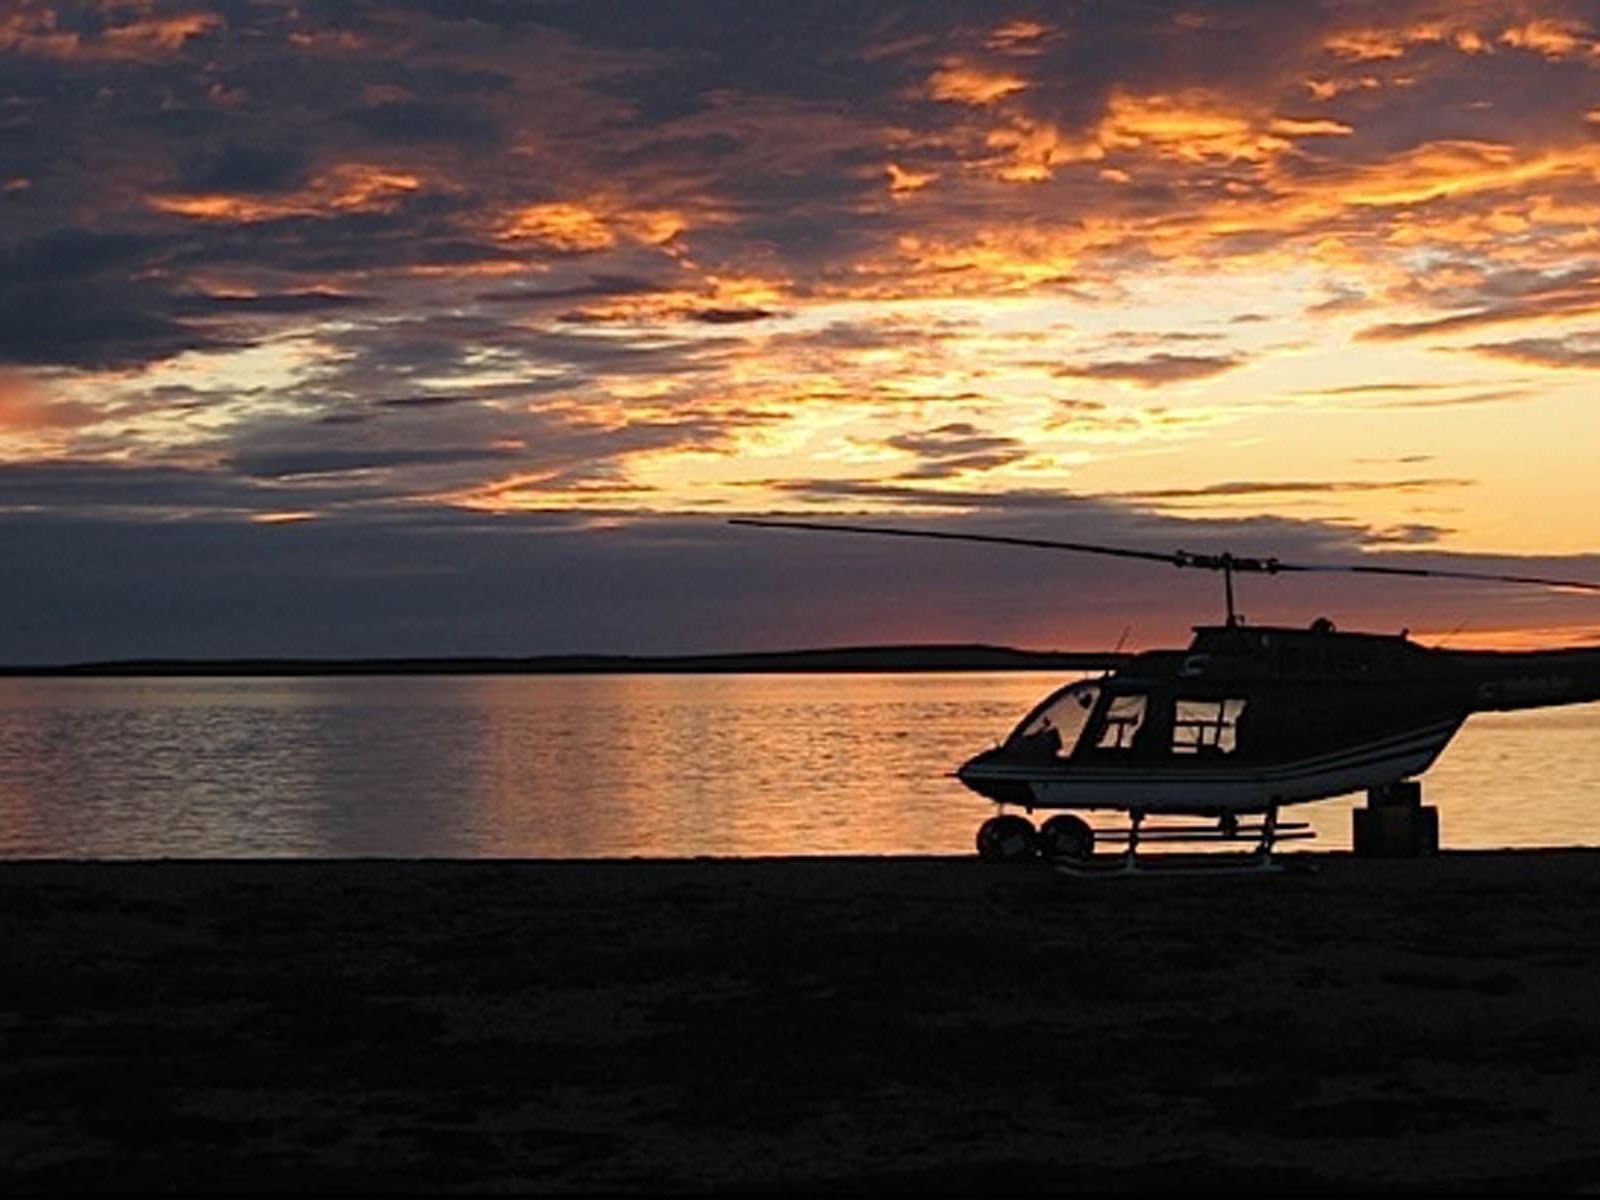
[1456,646,1600,712]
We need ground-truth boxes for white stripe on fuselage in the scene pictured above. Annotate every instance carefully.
[962,718,1461,813]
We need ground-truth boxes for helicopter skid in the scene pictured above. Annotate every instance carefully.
[966,717,1462,815]
[1089,822,1314,842]
[1053,850,1304,878]
[1049,807,1313,877]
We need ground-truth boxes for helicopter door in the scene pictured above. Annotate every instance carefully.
[1172,698,1247,756]
[1094,693,1148,750]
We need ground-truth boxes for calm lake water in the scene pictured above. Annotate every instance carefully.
[1,672,1598,859]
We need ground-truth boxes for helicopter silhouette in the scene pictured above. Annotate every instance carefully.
[732,518,1600,871]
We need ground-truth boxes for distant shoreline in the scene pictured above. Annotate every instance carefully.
[0,643,1125,678]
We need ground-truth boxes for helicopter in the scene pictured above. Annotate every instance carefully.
[731,517,1600,871]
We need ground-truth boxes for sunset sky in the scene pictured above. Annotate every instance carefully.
[4,0,1600,661]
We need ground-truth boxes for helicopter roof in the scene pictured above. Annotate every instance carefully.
[1104,620,1437,687]
[1126,619,1600,695]
[1187,622,1414,652]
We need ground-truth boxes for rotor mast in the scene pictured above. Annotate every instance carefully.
[1172,549,1278,626]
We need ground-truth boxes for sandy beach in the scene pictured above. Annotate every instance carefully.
[6,852,1600,1193]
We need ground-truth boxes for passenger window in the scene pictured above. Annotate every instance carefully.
[1096,694,1148,750]
[1172,698,1246,755]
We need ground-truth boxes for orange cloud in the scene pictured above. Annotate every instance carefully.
[552,270,792,325]
[886,162,937,196]
[1097,92,1292,163]
[496,200,687,251]
[984,119,1102,181]
[0,374,99,436]
[1268,117,1353,137]
[1500,18,1591,58]
[1324,29,1411,60]
[0,6,221,61]
[926,62,1027,105]
[250,511,318,524]
[983,89,1363,182]
[1304,73,1383,101]
[985,20,1050,53]
[1323,20,1488,62]
[102,12,220,55]
[1337,140,1600,208]
[500,202,616,251]
[1321,15,1594,67]
[149,164,422,222]
[286,27,367,53]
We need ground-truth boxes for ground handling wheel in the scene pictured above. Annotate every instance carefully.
[1038,813,1095,863]
[976,814,1039,863]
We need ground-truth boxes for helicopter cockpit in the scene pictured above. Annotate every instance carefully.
[1004,680,1248,764]
[1006,681,1105,761]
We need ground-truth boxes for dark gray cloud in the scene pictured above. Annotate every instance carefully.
[479,275,670,304]
[1287,381,1535,408]
[0,231,381,368]
[1292,382,1441,396]
[0,460,378,516]
[375,394,485,409]
[179,142,311,193]
[0,284,230,369]
[3,229,169,283]
[688,307,776,324]
[886,423,1020,459]
[1465,334,1600,370]
[346,100,503,146]
[1053,353,1244,387]
[897,451,1028,479]
[170,290,377,316]
[1375,388,1535,409]
[0,500,1587,664]
[1116,478,1474,500]
[229,446,522,480]
[1365,523,1452,545]
[1359,268,1600,342]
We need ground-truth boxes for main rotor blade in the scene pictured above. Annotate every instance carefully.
[728,518,1184,566]
[730,518,1600,594]
[1274,560,1600,593]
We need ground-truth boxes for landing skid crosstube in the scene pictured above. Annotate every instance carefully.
[976,807,1314,874]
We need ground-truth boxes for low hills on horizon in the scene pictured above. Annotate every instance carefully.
[0,643,1126,678]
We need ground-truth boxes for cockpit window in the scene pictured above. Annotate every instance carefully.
[1172,698,1246,755]
[1096,693,1148,750]
[1007,682,1099,760]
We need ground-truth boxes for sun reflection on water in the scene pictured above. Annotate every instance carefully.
[0,674,1595,858]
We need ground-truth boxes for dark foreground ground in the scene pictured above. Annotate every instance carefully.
[6,853,1600,1193]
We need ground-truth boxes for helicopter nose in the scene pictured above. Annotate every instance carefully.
[956,746,1000,782]
[957,747,1032,804]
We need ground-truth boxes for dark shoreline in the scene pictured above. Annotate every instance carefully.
[7,850,1600,1192]
[0,643,1122,678]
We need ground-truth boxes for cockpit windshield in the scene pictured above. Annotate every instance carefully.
[1006,681,1100,761]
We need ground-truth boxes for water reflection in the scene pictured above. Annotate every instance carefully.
[0,673,1595,858]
